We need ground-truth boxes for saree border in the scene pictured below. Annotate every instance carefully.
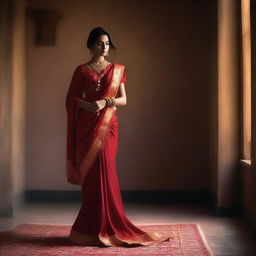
[69,227,171,247]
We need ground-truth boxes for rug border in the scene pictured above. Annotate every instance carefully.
[8,222,215,255]
[196,224,215,256]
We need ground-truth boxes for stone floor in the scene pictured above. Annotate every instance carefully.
[0,202,255,255]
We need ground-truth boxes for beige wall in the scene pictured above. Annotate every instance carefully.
[0,0,26,216]
[12,0,27,205]
[25,0,217,190]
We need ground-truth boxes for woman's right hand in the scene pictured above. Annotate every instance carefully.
[80,100,99,113]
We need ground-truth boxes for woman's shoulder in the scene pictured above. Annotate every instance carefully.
[76,63,86,70]
[73,63,90,74]
[71,64,84,72]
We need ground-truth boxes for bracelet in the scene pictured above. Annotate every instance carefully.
[104,98,108,107]
[104,97,116,107]
[104,97,111,107]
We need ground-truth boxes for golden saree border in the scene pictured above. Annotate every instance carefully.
[99,231,171,247]
[76,63,124,185]
[69,228,172,247]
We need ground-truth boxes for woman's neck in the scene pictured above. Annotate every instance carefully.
[91,56,105,64]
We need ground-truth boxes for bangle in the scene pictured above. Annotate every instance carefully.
[104,97,111,107]
[106,97,111,107]
[110,97,113,107]
[104,98,108,107]
[104,97,116,107]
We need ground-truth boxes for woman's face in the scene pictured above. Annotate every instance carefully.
[92,34,110,57]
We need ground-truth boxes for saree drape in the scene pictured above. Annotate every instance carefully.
[65,63,172,246]
[65,63,124,185]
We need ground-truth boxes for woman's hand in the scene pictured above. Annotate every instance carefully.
[92,100,106,112]
[80,100,106,113]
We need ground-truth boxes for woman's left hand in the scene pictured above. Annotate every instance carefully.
[92,100,106,112]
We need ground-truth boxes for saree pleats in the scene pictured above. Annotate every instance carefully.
[69,114,171,246]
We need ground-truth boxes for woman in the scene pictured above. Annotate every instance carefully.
[65,27,172,246]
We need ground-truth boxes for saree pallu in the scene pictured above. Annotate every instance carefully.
[66,63,172,246]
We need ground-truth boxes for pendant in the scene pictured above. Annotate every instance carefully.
[95,73,104,91]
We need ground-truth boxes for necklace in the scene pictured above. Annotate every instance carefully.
[91,59,106,65]
[86,59,111,91]
[89,60,110,74]
[90,59,107,69]
[90,60,108,91]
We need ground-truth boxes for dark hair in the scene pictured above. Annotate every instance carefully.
[86,27,116,49]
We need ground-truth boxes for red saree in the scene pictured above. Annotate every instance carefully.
[65,63,172,246]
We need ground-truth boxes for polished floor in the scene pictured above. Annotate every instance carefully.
[0,202,255,256]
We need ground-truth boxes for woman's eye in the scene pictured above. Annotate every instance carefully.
[97,41,109,46]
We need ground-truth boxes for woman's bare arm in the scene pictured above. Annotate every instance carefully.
[80,82,127,112]
[113,82,127,106]
[94,82,127,110]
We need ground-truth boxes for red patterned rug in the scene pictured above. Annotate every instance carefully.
[0,223,214,255]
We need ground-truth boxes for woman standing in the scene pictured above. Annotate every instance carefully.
[65,27,171,246]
